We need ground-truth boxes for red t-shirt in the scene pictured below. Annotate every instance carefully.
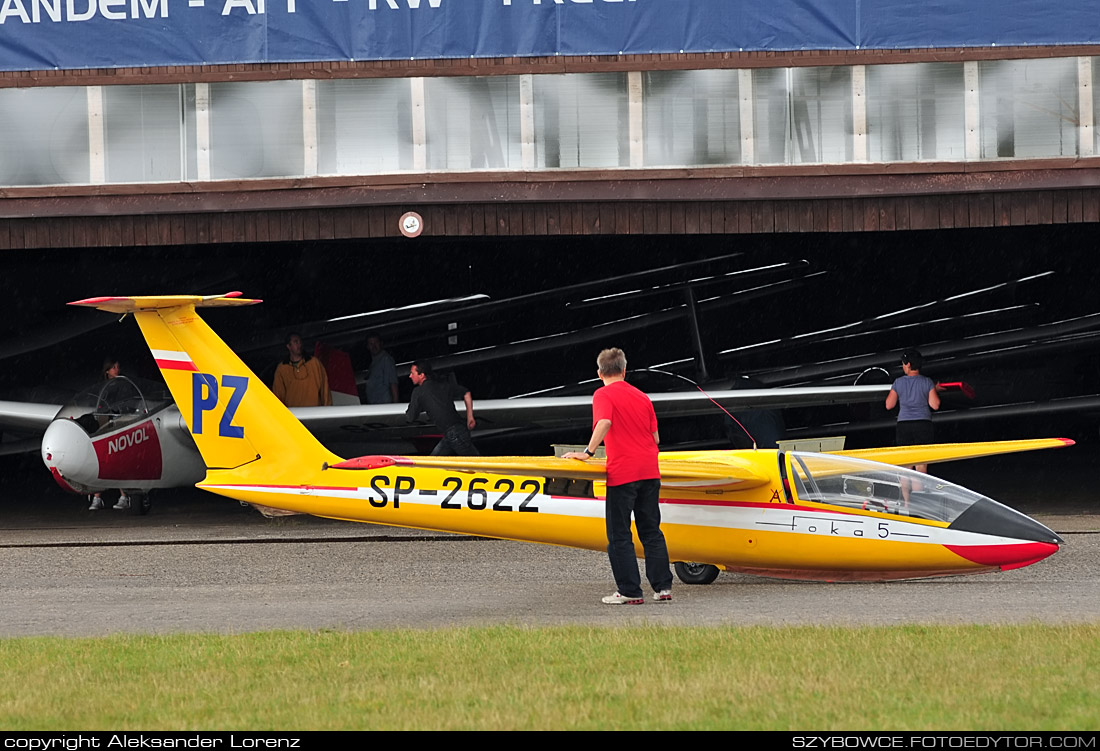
[592,380,659,486]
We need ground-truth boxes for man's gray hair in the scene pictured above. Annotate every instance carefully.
[597,348,627,376]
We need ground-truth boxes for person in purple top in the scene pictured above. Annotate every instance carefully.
[884,349,941,474]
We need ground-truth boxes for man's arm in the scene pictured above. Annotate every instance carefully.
[885,389,898,410]
[406,390,421,422]
[464,391,476,430]
[563,418,612,460]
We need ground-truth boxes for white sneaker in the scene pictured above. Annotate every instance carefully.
[113,495,131,510]
[601,592,644,605]
[88,495,104,510]
[653,590,672,602]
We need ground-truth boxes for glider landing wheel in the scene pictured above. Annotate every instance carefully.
[674,561,720,585]
[129,492,152,516]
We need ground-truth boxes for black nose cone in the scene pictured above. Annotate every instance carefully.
[949,498,1063,545]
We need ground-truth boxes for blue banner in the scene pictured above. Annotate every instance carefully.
[0,0,1098,73]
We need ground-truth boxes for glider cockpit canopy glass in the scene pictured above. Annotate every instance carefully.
[56,376,172,437]
[787,451,984,524]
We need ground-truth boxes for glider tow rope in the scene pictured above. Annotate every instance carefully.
[632,368,757,450]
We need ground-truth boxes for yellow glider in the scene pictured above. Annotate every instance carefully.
[69,293,1071,584]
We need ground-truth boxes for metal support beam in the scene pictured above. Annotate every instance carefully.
[851,65,867,162]
[87,86,105,184]
[739,69,755,164]
[520,74,535,169]
[964,61,980,160]
[195,83,211,181]
[628,71,644,167]
[684,287,709,382]
[302,79,318,176]
[1079,57,1094,157]
[411,77,427,171]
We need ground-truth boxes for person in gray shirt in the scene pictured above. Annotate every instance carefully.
[885,349,941,473]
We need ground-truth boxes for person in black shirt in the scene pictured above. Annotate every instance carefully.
[406,360,479,456]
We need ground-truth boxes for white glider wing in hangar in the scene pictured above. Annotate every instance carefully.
[0,400,63,456]
[1,384,890,440]
[12,379,1100,509]
[12,385,1100,455]
[289,385,891,442]
[4,382,893,507]
[0,400,64,433]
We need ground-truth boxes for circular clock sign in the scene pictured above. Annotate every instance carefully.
[399,211,424,238]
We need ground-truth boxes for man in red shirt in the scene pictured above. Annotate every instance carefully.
[564,348,672,604]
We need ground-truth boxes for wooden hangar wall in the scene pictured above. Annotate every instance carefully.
[4,46,1100,248]
[4,170,1100,249]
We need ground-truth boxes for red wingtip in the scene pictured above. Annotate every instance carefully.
[69,296,124,306]
[329,455,414,470]
[936,381,977,400]
[218,291,262,303]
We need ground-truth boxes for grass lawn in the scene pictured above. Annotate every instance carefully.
[1,624,1097,730]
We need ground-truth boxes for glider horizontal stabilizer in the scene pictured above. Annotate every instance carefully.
[69,293,261,314]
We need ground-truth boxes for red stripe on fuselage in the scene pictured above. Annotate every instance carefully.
[197,485,890,519]
[205,483,362,492]
[156,359,198,371]
[206,488,866,516]
[660,497,870,515]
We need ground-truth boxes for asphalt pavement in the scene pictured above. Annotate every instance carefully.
[1,446,1097,636]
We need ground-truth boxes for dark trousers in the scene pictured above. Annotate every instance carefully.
[896,419,934,446]
[430,424,480,456]
[605,478,672,597]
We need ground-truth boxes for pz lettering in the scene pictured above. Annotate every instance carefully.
[192,373,248,438]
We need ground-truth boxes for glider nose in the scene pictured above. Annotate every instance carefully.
[949,497,1063,544]
[41,418,99,492]
[946,497,1063,570]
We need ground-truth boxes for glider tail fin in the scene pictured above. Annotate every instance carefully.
[70,294,341,480]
